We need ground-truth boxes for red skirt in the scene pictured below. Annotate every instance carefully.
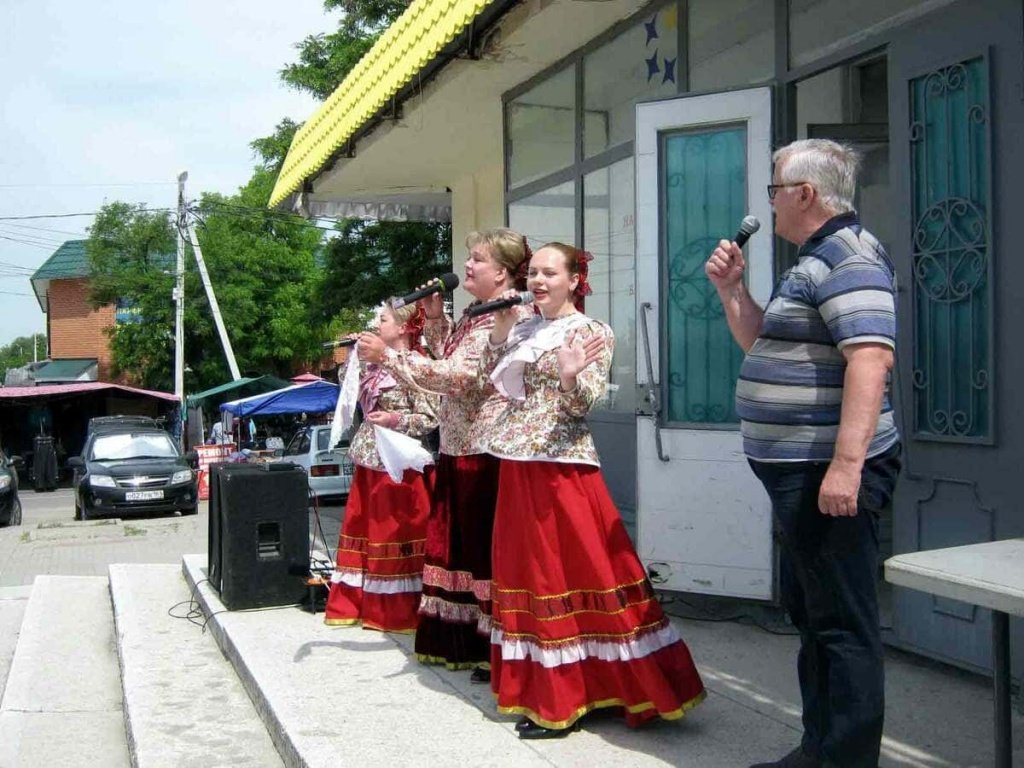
[490,460,706,729]
[414,452,499,668]
[325,464,433,633]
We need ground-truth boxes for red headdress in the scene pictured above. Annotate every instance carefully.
[514,236,532,290]
[403,305,428,355]
[573,249,594,312]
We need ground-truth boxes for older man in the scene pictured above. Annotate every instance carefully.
[706,139,901,768]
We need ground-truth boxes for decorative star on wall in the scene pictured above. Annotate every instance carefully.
[646,51,660,82]
[644,15,658,45]
[662,57,676,85]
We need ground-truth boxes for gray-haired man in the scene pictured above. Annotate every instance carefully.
[706,139,901,768]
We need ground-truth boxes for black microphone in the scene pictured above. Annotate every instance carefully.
[391,273,460,309]
[321,338,357,349]
[734,215,761,248]
[465,291,535,318]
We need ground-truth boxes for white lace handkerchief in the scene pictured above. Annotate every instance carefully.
[374,425,434,483]
[330,352,360,449]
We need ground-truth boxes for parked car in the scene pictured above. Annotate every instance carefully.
[87,415,160,434]
[0,450,23,527]
[68,427,199,521]
[283,425,353,502]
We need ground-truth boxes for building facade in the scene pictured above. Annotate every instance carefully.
[272,0,1024,680]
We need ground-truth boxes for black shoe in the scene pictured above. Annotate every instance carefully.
[469,667,490,684]
[750,746,822,768]
[517,720,579,740]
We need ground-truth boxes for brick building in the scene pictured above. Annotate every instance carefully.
[30,240,117,383]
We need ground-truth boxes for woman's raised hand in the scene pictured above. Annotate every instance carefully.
[556,332,605,389]
[357,332,386,363]
[419,288,444,320]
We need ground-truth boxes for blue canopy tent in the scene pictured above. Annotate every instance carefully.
[219,380,339,417]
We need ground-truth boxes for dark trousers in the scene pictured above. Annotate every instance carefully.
[750,445,901,768]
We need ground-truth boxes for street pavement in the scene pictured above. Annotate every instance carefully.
[0,488,1021,766]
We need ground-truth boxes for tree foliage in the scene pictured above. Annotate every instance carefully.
[280,0,410,100]
[316,219,452,323]
[0,334,46,384]
[85,182,331,392]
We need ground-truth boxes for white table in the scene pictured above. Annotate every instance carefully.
[885,538,1024,768]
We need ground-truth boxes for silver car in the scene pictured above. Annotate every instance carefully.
[282,425,353,502]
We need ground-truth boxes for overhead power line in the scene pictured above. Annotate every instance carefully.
[0,209,173,221]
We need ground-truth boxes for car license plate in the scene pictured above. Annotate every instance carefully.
[125,490,164,501]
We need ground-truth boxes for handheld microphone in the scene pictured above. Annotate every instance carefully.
[734,215,761,248]
[465,291,535,318]
[322,338,358,349]
[391,273,460,309]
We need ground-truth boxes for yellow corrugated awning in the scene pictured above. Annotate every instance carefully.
[269,0,493,208]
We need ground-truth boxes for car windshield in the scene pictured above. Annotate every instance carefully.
[91,433,178,461]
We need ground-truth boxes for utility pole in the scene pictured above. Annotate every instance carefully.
[174,172,187,444]
[185,221,241,381]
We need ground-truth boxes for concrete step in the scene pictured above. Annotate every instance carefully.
[0,586,33,702]
[181,554,552,768]
[0,575,130,767]
[109,563,283,768]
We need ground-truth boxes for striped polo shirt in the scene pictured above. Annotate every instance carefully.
[737,212,899,462]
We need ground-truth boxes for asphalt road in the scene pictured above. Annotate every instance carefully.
[0,487,346,588]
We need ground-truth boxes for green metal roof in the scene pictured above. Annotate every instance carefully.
[34,358,98,381]
[30,240,90,312]
[31,240,91,280]
[185,375,292,409]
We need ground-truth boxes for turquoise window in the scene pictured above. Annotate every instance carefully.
[662,125,746,424]
[909,55,992,442]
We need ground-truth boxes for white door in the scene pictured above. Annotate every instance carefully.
[635,87,775,600]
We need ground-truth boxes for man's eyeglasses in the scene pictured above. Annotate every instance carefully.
[767,182,809,200]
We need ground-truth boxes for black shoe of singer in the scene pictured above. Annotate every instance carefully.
[750,746,823,768]
[469,667,490,684]
[517,721,579,740]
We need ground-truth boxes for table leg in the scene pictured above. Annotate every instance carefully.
[993,609,1011,768]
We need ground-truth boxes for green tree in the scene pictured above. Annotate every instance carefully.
[280,0,409,100]
[315,219,452,322]
[86,204,183,391]
[0,334,46,383]
[86,187,331,392]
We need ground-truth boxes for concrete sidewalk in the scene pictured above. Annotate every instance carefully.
[180,553,1021,768]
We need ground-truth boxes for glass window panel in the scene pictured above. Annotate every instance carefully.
[507,66,575,190]
[583,5,679,158]
[584,158,636,413]
[662,125,747,424]
[508,180,575,254]
[688,0,773,92]
[910,56,992,441]
[790,0,935,69]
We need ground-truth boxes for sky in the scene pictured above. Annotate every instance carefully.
[0,0,336,347]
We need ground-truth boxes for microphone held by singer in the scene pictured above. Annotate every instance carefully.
[466,291,535,318]
[322,338,358,349]
[391,272,460,309]
[734,215,760,248]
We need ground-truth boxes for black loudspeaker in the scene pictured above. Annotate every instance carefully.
[207,463,309,610]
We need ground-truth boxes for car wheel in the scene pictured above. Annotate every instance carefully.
[180,507,198,516]
[9,498,21,526]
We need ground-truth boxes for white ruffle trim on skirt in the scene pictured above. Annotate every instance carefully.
[330,570,423,595]
[490,623,681,669]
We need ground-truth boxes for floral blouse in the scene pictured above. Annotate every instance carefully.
[480,313,614,467]
[347,371,440,472]
[381,305,534,456]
